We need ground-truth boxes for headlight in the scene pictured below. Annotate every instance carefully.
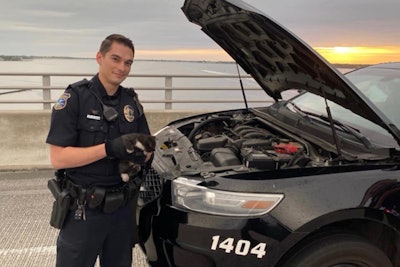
[172,177,284,216]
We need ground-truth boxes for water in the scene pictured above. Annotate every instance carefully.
[0,58,268,110]
[0,58,350,110]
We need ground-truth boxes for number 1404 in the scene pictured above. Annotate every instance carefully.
[210,235,267,259]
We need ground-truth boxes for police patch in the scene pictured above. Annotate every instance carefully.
[123,105,135,122]
[54,93,71,110]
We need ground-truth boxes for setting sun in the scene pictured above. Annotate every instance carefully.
[315,46,400,65]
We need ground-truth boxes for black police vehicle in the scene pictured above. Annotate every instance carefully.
[137,0,400,266]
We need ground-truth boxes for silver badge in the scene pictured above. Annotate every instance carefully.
[123,105,135,122]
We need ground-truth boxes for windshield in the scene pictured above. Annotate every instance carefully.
[346,67,400,126]
[289,66,400,147]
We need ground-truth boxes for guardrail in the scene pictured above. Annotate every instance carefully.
[0,72,267,110]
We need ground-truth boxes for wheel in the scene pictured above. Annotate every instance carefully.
[282,233,392,267]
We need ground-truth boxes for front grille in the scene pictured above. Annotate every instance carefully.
[138,167,163,206]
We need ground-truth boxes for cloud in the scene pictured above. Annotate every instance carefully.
[0,0,399,61]
[19,9,75,18]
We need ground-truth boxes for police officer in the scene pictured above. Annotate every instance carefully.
[46,34,155,267]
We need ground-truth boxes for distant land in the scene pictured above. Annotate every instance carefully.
[0,55,235,64]
[0,55,92,61]
[0,55,369,70]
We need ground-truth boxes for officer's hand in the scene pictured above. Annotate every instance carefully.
[105,133,156,160]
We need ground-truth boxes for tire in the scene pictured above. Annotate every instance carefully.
[282,233,392,267]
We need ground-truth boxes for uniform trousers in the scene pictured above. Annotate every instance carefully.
[56,201,134,267]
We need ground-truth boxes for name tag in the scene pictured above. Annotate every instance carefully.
[86,114,101,121]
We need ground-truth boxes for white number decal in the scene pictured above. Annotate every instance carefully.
[219,237,235,253]
[235,240,251,256]
[251,243,267,258]
[210,235,267,259]
[211,235,219,250]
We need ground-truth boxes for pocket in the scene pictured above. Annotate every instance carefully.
[87,186,106,209]
[77,117,108,146]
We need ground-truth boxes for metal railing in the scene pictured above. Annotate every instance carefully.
[0,72,268,110]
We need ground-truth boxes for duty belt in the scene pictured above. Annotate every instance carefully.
[63,177,142,213]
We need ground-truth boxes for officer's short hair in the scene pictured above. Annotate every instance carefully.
[99,34,135,57]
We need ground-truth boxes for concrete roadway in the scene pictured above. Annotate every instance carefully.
[0,169,149,267]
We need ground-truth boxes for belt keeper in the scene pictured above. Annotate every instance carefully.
[79,188,87,203]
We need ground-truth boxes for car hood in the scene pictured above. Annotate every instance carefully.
[181,0,400,145]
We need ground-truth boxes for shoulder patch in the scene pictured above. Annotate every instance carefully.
[54,93,71,110]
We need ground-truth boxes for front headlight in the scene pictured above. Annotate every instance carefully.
[172,177,284,217]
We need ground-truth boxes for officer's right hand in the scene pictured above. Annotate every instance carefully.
[105,133,156,160]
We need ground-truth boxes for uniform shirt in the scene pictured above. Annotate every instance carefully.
[46,74,151,187]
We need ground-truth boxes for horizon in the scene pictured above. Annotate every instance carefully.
[0,54,372,67]
[2,45,399,66]
[138,46,400,65]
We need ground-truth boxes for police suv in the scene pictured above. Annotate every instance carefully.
[137,0,400,266]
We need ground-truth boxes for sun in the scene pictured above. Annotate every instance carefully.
[316,46,363,64]
[333,46,353,54]
[315,46,400,65]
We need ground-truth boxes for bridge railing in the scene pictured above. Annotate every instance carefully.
[0,72,271,110]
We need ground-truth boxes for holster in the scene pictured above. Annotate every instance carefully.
[48,175,71,229]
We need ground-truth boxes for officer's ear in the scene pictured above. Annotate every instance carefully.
[96,51,103,65]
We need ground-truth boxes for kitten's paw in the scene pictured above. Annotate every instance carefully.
[121,173,130,182]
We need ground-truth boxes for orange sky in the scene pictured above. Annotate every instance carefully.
[138,46,400,65]
[315,46,400,65]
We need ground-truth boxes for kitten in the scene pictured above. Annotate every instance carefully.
[119,140,148,182]
[119,160,142,182]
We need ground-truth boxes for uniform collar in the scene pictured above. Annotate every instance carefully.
[92,74,121,106]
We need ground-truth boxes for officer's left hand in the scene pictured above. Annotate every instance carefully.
[122,133,156,155]
[105,133,155,160]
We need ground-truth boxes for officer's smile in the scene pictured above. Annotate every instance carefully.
[113,72,126,79]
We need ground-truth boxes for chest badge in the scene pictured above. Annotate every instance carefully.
[123,105,135,122]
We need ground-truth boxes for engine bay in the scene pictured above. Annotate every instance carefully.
[156,110,336,174]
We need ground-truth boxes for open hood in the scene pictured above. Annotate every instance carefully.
[181,0,400,144]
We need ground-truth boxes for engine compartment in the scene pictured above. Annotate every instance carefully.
[173,110,331,171]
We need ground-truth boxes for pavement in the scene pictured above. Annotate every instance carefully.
[0,169,150,267]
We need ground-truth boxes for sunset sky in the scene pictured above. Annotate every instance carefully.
[315,46,400,65]
[1,0,399,65]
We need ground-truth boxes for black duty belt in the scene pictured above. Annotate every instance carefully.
[63,177,142,213]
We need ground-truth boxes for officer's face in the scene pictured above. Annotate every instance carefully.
[96,42,134,93]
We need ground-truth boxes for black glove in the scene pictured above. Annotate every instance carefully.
[105,133,156,160]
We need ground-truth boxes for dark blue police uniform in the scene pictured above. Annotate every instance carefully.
[46,74,151,267]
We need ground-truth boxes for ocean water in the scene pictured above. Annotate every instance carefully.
[0,58,351,110]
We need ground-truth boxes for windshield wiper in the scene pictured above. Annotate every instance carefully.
[317,115,373,149]
[288,101,373,149]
